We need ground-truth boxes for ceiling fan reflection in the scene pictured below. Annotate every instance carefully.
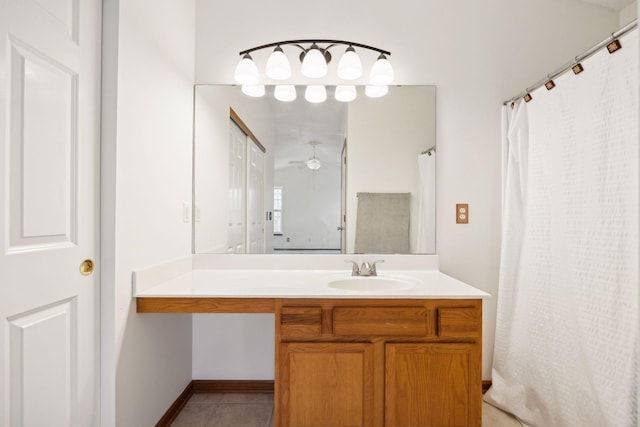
[289,141,325,170]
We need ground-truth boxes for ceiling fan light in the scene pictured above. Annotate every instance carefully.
[234,53,259,85]
[306,158,322,170]
[369,54,394,85]
[364,85,388,98]
[241,84,266,97]
[335,85,357,102]
[337,46,363,80]
[274,85,297,102]
[305,85,327,103]
[265,46,291,80]
[301,44,327,78]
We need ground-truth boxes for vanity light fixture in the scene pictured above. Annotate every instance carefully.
[234,39,393,103]
[234,54,260,85]
[305,85,327,103]
[301,43,329,78]
[365,85,389,98]
[274,85,297,102]
[337,46,363,80]
[241,84,265,98]
[265,46,291,80]
[369,54,394,85]
[335,85,357,102]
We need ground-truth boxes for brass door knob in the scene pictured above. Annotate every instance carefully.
[79,259,95,276]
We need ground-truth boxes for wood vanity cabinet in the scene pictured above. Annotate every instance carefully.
[275,299,482,427]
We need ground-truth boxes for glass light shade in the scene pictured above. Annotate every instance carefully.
[364,85,389,98]
[301,45,327,78]
[335,85,357,102]
[306,158,322,170]
[304,85,327,103]
[265,47,291,80]
[241,84,266,97]
[274,85,296,102]
[369,54,394,85]
[337,47,363,80]
[234,54,259,85]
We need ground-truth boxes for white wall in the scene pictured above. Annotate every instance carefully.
[346,86,436,253]
[101,0,196,425]
[193,314,275,379]
[620,1,638,24]
[274,165,342,250]
[193,0,620,380]
[193,87,233,253]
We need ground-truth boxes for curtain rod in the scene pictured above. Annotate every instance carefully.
[503,19,638,106]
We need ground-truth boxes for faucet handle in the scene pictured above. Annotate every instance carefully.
[345,260,360,276]
[359,261,372,276]
[369,260,385,276]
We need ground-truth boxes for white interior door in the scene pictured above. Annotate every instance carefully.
[228,120,246,253]
[0,0,101,426]
[247,142,265,253]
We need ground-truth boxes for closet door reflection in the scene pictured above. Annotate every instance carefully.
[247,142,265,253]
[228,120,247,253]
[228,119,265,253]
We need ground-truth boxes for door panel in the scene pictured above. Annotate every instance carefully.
[228,120,246,253]
[8,37,78,250]
[279,342,374,427]
[385,343,480,427]
[0,0,101,425]
[247,142,264,253]
[9,299,76,427]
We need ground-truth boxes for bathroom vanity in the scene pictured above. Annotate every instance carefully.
[135,255,488,427]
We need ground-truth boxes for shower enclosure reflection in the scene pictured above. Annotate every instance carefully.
[193,85,436,254]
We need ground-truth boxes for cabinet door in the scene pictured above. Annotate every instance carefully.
[279,342,374,427]
[385,343,481,427]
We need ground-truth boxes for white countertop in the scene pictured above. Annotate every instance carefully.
[134,261,490,300]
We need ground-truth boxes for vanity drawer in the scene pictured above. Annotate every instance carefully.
[333,306,429,336]
[437,307,480,338]
[280,307,322,340]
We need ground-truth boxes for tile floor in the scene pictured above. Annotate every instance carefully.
[171,393,274,427]
[170,393,523,426]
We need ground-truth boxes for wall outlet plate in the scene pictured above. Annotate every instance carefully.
[456,204,468,224]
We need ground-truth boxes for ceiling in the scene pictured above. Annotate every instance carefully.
[577,0,635,10]
[268,87,346,171]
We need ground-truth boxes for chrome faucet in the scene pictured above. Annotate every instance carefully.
[345,260,384,276]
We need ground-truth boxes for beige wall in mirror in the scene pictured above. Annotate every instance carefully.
[193,85,436,254]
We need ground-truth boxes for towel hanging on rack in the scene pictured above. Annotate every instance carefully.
[354,192,410,254]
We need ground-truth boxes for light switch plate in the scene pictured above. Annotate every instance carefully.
[456,204,468,224]
[183,202,191,223]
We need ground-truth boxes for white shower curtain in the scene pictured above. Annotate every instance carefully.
[485,28,639,427]
[416,151,436,253]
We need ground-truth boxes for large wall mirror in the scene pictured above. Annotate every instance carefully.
[193,85,436,254]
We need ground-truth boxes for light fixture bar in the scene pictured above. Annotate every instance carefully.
[239,39,390,57]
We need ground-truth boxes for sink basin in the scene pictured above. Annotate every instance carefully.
[327,276,416,292]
